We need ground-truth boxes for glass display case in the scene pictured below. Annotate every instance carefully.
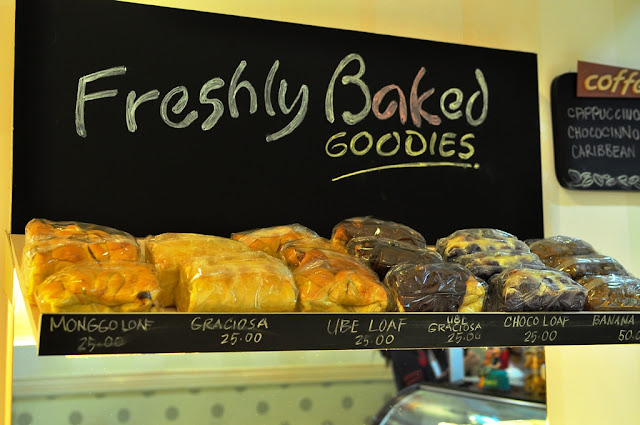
[372,384,546,425]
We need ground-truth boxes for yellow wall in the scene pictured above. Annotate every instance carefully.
[0,0,14,423]
[3,0,640,423]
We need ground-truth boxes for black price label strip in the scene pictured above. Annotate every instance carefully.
[38,312,640,355]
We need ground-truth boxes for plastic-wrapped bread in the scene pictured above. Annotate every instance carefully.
[144,233,251,307]
[453,251,544,280]
[331,217,427,248]
[436,228,529,261]
[231,224,318,257]
[487,266,587,311]
[176,251,298,312]
[278,237,347,268]
[34,261,161,313]
[346,237,442,280]
[292,249,396,312]
[547,254,628,280]
[22,219,141,303]
[527,236,597,266]
[577,274,640,311]
[384,262,485,312]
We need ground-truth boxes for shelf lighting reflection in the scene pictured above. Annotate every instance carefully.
[468,414,500,423]
[13,269,36,346]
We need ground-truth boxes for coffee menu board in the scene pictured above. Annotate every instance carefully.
[551,73,640,191]
[37,312,640,355]
[12,0,543,242]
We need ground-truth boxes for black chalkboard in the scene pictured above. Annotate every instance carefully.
[13,0,543,242]
[37,312,640,355]
[551,73,640,191]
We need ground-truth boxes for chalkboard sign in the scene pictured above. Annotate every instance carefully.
[551,73,640,191]
[13,0,543,242]
[37,312,640,355]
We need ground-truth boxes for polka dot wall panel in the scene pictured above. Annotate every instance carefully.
[13,380,396,425]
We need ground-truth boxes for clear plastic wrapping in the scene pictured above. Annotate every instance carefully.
[278,237,347,268]
[452,251,544,280]
[346,237,442,280]
[331,216,427,248]
[231,224,318,257]
[487,266,587,312]
[176,251,298,312]
[527,236,597,265]
[384,262,485,312]
[292,248,396,312]
[34,261,162,313]
[25,218,138,245]
[547,254,628,280]
[436,228,529,261]
[22,219,141,303]
[144,233,251,307]
[578,274,640,311]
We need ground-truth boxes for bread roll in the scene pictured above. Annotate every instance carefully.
[278,237,347,268]
[488,267,587,311]
[34,261,161,313]
[385,262,485,312]
[453,251,544,280]
[176,251,298,312]
[578,274,640,311]
[331,217,427,248]
[346,237,442,280]
[145,233,251,307]
[231,224,318,257]
[22,219,140,303]
[547,254,628,281]
[436,228,529,261]
[527,236,597,265]
[292,249,395,312]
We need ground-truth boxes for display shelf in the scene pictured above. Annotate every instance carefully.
[11,235,640,356]
[30,311,640,356]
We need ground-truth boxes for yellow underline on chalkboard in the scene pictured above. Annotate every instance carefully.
[332,162,480,181]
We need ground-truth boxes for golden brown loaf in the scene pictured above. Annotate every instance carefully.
[578,274,640,311]
[292,249,395,312]
[34,261,161,313]
[176,251,298,312]
[546,254,628,281]
[144,233,251,307]
[22,219,140,303]
[231,224,318,257]
[278,237,348,268]
[527,236,597,265]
